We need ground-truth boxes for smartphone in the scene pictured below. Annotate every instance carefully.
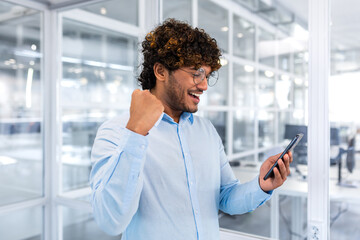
[263,133,304,181]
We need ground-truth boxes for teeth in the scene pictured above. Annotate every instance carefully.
[190,92,201,97]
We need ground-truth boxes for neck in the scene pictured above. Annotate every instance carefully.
[150,87,182,123]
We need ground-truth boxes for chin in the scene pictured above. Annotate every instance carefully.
[186,106,198,113]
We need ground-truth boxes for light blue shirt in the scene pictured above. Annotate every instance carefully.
[90,112,271,240]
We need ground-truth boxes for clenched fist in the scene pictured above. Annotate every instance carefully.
[126,89,164,136]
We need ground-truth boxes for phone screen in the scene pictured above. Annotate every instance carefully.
[263,133,304,181]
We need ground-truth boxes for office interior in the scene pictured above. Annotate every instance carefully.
[0,0,359,239]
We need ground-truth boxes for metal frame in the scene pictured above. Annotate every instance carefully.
[307,0,330,239]
[3,0,48,11]
[43,7,63,240]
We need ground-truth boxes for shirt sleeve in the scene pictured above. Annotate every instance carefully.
[89,120,148,236]
[215,130,272,215]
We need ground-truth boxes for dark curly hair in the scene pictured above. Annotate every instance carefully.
[138,18,222,90]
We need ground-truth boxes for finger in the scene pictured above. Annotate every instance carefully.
[273,166,282,185]
[288,151,293,163]
[277,159,287,181]
[283,154,291,176]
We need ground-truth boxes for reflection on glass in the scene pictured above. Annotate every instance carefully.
[258,111,275,148]
[219,197,270,237]
[233,63,255,107]
[233,111,255,153]
[294,51,308,76]
[163,0,191,23]
[0,206,42,239]
[258,28,275,67]
[278,111,304,144]
[62,206,120,240]
[258,70,275,108]
[275,76,292,109]
[198,0,228,52]
[81,0,138,26]
[293,79,304,110]
[200,64,228,106]
[233,15,255,60]
[61,18,138,192]
[0,2,42,206]
[279,53,290,72]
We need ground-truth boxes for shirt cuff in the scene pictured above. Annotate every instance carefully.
[251,175,273,199]
[122,127,149,159]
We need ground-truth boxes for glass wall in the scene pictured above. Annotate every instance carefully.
[0,0,314,239]
[61,206,120,240]
[61,17,138,193]
[0,4,43,240]
[329,0,360,239]
[0,206,43,240]
[0,1,42,207]
[56,0,141,238]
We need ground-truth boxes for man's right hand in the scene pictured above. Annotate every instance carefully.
[126,89,164,136]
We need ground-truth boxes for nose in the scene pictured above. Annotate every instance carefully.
[196,76,208,91]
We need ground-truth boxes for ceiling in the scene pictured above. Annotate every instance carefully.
[16,0,360,51]
[276,0,360,51]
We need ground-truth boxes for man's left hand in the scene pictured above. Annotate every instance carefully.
[259,151,293,192]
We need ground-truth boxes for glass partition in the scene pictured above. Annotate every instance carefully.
[258,28,275,67]
[198,0,228,53]
[163,0,191,23]
[233,15,255,60]
[233,63,255,107]
[258,69,275,108]
[330,1,360,238]
[0,2,42,206]
[62,206,120,240]
[0,206,43,240]
[61,15,138,193]
[81,0,138,26]
[233,110,255,154]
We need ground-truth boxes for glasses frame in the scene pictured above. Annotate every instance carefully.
[178,67,219,87]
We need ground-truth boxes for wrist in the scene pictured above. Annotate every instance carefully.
[259,177,272,193]
[126,121,148,136]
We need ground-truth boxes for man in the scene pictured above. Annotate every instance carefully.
[90,19,292,240]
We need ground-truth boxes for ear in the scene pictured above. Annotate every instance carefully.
[153,62,168,82]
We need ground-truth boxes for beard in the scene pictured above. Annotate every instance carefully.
[164,73,199,114]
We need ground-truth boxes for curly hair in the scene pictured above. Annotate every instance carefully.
[138,18,222,90]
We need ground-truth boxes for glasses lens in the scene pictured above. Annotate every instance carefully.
[207,71,219,86]
[193,68,205,85]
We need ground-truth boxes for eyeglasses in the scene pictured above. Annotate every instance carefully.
[179,68,219,87]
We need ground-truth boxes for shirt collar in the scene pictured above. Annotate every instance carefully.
[180,112,194,125]
[156,112,194,126]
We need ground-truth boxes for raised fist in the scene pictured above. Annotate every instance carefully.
[126,89,164,136]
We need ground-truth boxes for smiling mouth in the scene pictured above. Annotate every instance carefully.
[188,92,201,103]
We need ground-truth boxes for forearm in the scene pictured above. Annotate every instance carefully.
[219,176,272,215]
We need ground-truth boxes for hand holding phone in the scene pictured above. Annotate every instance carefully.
[263,133,304,181]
